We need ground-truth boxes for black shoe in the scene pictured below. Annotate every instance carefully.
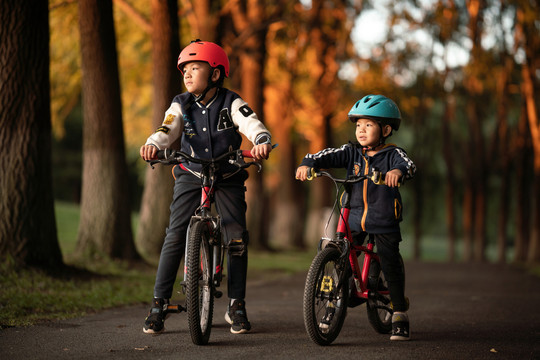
[319,305,335,333]
[224,299,251,334]
[390,312,410,341]
[143,298,168,334]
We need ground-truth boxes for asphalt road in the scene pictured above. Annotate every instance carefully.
[1,261,540,360]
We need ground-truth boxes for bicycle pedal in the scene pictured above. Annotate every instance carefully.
[165,304,186,313]
[214,290,223,298]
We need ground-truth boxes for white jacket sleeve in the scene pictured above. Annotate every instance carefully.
[231,98,271,144]
[144,102,183,149]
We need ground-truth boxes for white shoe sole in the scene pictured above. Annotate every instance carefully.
[143,326,164,334]
[224,311,250,333]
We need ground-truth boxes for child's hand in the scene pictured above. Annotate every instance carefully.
[140,145,158,161]
[295,166,311,181]
[385,169,402,187]
[251,143,272,160]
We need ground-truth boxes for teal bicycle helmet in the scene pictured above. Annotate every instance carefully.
[348,94,401,131]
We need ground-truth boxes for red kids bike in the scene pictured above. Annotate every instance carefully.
[149,148,264,345]
[303,168,404,346]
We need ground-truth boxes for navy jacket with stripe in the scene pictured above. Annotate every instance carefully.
[145,88,271,176]
[299,142,416,234]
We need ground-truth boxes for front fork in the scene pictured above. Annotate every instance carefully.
[181,216,224,298]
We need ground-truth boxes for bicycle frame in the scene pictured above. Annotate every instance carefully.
[304,168,396,345]
[150,147,265,295]
[183,163,224,292]
[320,175,389,301]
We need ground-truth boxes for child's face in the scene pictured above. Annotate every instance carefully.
[182,61,213,96]
[355,118,382,148]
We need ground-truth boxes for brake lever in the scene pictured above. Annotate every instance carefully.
[253,162,262,173]
[229,150,263,173]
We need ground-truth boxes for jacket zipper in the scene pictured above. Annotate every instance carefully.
[360,156,369,231]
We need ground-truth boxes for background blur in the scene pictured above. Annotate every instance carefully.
[2,0,540,271]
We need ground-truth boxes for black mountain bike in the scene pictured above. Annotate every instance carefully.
[150,148,263,345]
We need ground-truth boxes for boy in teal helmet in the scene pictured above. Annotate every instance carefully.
[296,94,416,340]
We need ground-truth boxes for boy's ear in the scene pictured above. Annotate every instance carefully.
[382,125,393,137]
[211,68,221,82]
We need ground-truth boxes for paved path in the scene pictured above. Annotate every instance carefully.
[1,261,540,359]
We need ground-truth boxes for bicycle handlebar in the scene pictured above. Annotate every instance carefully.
[148,148,262,172]
[307,167,398,186]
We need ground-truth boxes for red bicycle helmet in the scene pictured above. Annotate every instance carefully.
[177,40,230,77]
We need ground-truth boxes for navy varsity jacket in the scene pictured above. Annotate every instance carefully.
[145,88,271,175]
[299,142,416,233]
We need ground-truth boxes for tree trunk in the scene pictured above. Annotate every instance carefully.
[442,94,457,262]
[518,18,540,262]
[241,27,270,250]
[135,0,181,261]
[494,56,513,264]
[76,0,137,260]
[265,81,305,249]
[513,106,532,262]
[226,0,271,249]
[183,0,218,42]
[464,0,487,262]
[0,0,63,269]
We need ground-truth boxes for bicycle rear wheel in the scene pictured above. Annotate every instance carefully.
[303,247,348,346]
[366,259,392,334]
[186,220,214,345]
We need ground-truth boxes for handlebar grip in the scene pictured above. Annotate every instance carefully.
[156,149,175,160]
[370,171,401,187]
[306,167,317,181]
[241,150,253,158]
[156,150,166,160]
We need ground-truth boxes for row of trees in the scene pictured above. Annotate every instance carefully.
[1,0,539,270]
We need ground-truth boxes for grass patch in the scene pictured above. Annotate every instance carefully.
[55,201,80,255]
[0,261,156,328]
[247,250,314,280]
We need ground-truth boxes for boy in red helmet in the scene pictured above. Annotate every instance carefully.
[140,40,272,334]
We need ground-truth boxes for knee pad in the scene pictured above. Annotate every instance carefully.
[228,232,249,257]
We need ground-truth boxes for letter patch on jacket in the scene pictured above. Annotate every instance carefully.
[218,108,234,131]
[183,114,196,138]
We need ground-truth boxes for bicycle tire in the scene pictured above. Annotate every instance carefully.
[186,220,214,345]
[366,258,392,334]
[303,247,349,346]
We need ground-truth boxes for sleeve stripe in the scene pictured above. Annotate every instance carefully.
[306,144,349,160]
[395,148,416,178]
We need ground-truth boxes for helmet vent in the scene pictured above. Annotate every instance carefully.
[368,101,381,109]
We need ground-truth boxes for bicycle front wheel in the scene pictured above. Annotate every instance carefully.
[186,220,214,345]
[303,247,349,346]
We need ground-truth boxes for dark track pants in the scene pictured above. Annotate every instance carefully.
[350,229,407,312]
[153,167,249,300]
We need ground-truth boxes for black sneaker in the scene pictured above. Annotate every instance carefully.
[319,305,335,333]
[143,298,168,334]
[224,299,251,334]
[390,312,410,341]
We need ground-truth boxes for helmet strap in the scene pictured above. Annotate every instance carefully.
[363,124,388,151]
